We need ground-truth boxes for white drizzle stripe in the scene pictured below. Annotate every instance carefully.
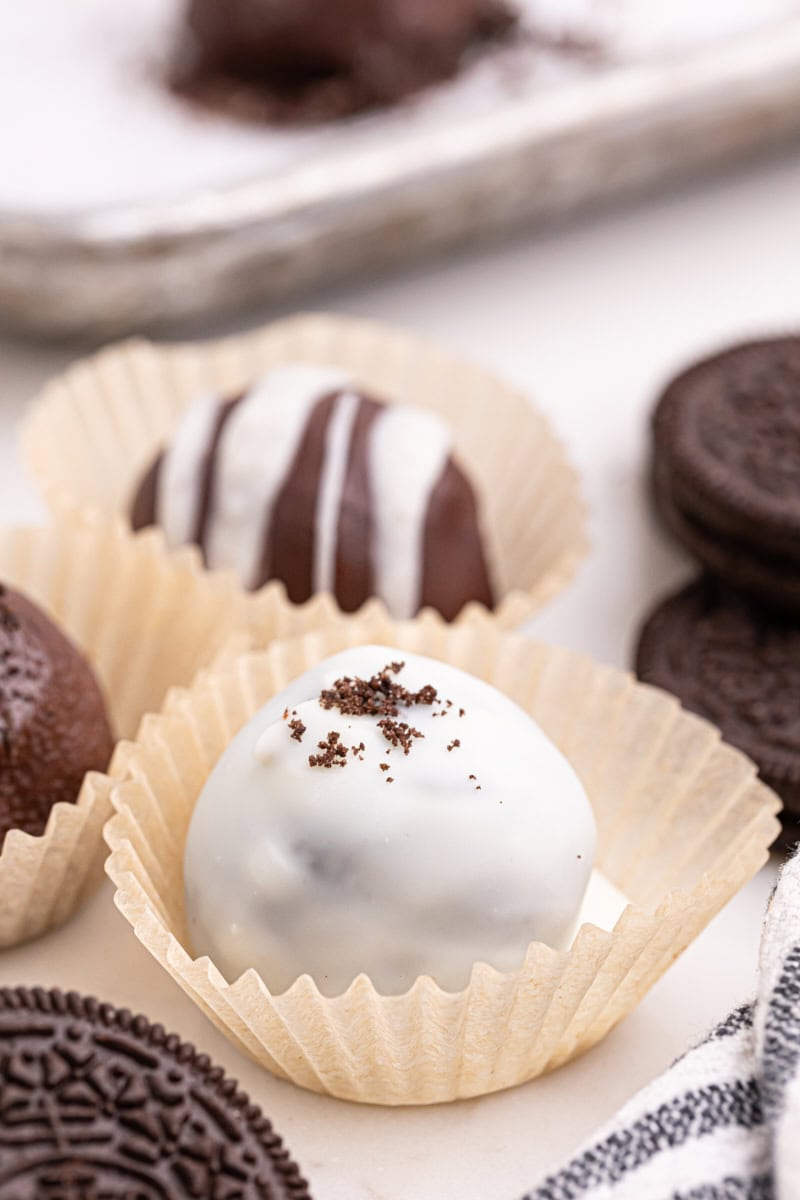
[202,365,352,588]
[157,391,219,549]
[368,407,452,619]
[312,391,360,597]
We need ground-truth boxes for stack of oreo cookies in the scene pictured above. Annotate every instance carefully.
[635,337,800,850]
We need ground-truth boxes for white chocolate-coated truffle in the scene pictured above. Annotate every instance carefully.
[184,647,596,996]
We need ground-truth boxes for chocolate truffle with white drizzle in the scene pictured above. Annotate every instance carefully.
[131,365,494,619]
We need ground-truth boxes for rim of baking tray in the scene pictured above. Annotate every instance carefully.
[2,19,800,250]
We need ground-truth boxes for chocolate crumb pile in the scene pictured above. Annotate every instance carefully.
[281,660,482,788]
[319,661,437,718]
[308,730,349,769]
[377,717,424,755]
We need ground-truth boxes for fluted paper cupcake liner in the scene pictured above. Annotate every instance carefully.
[0,511,245,947]
[104,615,779,1105]
[22,312,587,629]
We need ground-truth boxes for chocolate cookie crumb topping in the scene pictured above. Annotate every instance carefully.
[301,660,469,778]
[320,661,438,718]
[308,731,349,769]
[377,717,424,755]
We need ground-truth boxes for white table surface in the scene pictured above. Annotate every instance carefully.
[1,148,799,1199]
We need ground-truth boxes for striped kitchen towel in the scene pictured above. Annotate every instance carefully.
[526,850,800,1200]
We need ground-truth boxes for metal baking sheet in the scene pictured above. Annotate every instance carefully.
[3,1,800,339]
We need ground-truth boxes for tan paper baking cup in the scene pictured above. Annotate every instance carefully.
[104,615,780,1105]
[22,312,587,629]
[0,510,246,947]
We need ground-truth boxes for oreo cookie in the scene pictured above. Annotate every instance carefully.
[652,337,800,613]
[635,576,800,851]
[0,986,311,1199]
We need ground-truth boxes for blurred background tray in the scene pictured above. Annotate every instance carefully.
[3,0,800,339]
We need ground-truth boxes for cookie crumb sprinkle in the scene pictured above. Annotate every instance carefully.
[378,717,423,755]
[288,718,306,743]
[304,661,466,779]
[320,661,438,719]
[308,731,348,769]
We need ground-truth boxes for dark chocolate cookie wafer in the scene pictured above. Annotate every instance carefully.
[635,576,800,851]
[652,337,800,613]
[0,986,311,1199]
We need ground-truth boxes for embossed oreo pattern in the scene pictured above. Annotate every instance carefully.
[0,987,311,1199]
[654,338,800,545]
[635,576,800,843]
[652,337,800,611]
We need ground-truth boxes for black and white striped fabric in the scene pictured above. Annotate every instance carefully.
[525,852,800,1200]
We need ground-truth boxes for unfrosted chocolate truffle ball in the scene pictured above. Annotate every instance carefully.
[174,0,517,121]
[0,584,114,847]
[130,364,495,621]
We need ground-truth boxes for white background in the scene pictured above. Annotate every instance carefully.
[1,146,799,1198]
